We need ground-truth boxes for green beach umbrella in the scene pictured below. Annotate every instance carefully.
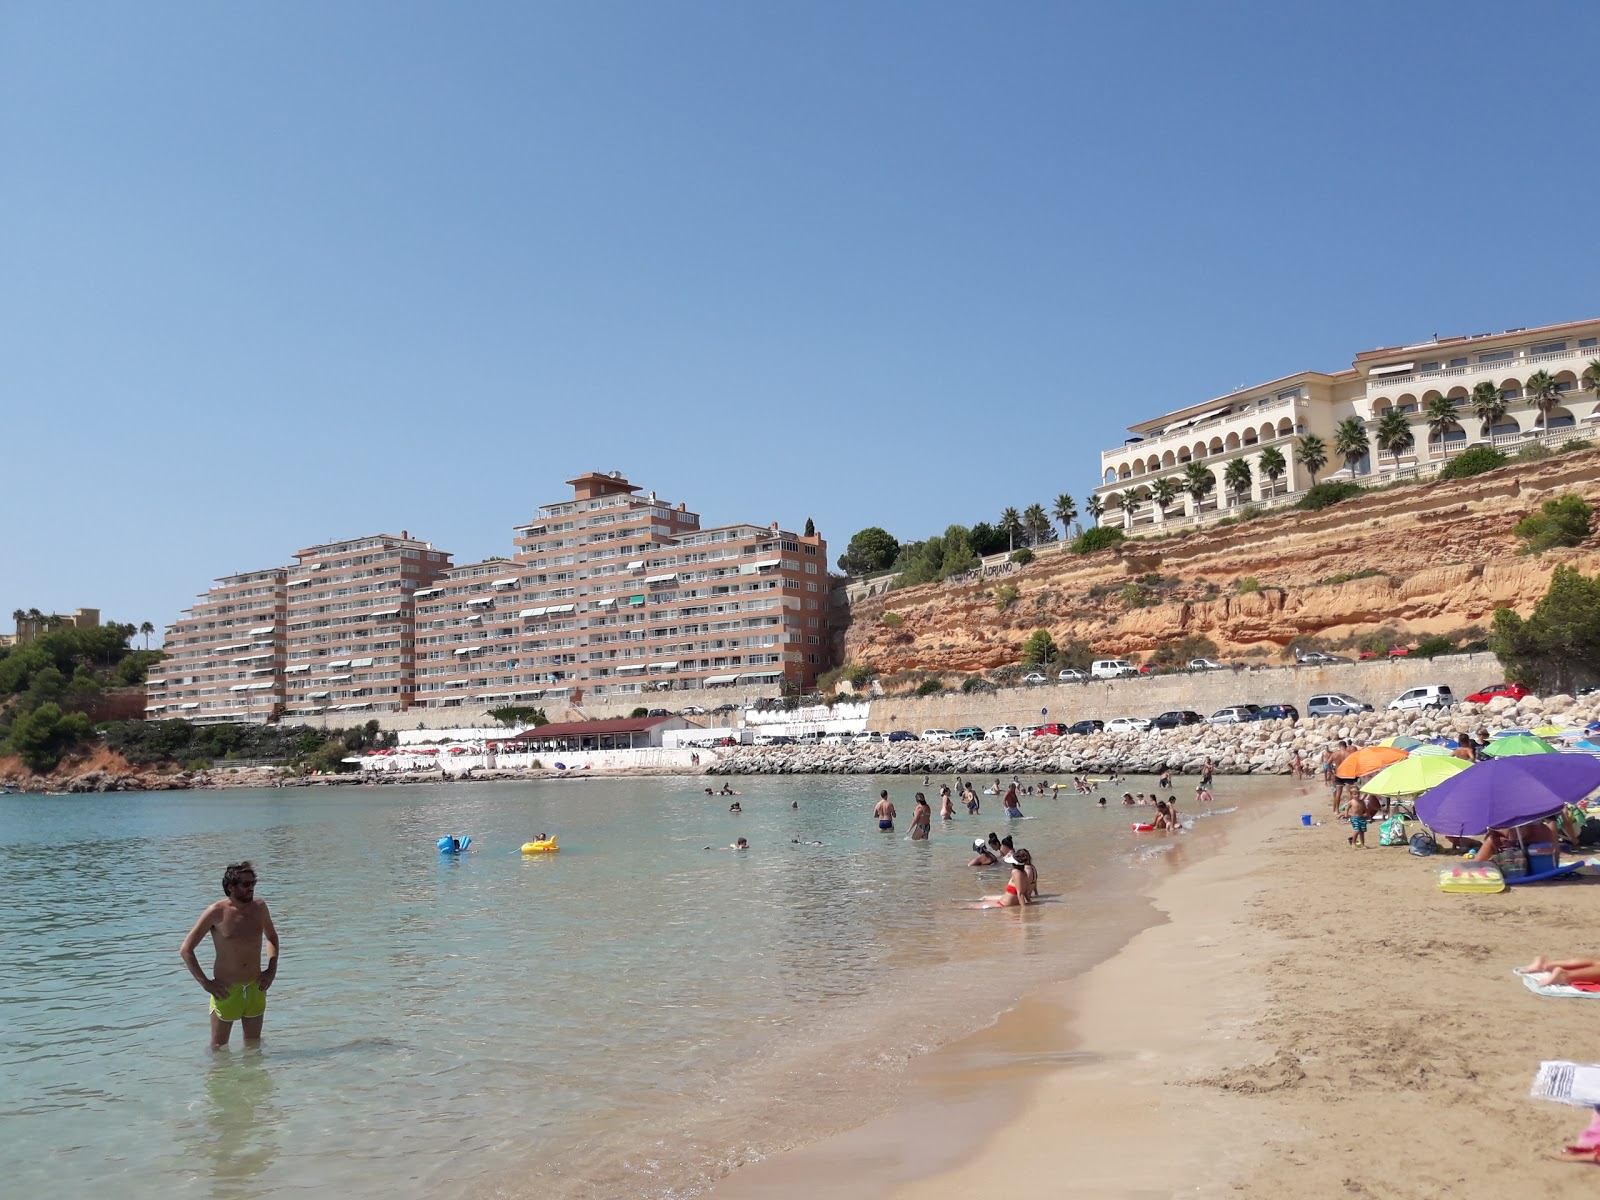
[1481,734,1558,758]
[1363,754,1470,797]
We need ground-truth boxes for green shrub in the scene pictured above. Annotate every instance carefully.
[843,663,877,687]
[1009,547,1035,565]
[961,677,997,694]
[1235,577,1260,594]
[1411,636,1457,659]
[1071,526,1126,554]
[1562,438,1594,453]
[1515,442,1553,463]
[630,706,649,718]
[994,585,1019,611]
[1513,492,1594,554]
[1440,445,1510,478]
[1020,629,1058,666]
[915,678,944,696]
[1294,480,1364,511]
[878,611,904,628]
[1118,584,1150,608]
[1236,504,1264,521]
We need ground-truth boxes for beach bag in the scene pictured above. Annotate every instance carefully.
[1408,831,1437,857]
[1378,815,1408,847]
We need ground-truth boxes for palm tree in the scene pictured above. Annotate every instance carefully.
[1181,461,1215,516]
[1118,489,1140,528]
[1022,503,1051,546]
[1150,476,1181,520]
[1051,493,1077,540]
[1259,445,1287,495]
[1582,358,1600,401]
[1294,435,1328,486]
[998,507,1023,552]
[10,608,23,634]
[1470,380,1509,439]
[1525,369,1561,435]
[1333,416,1370,478]
[1223,457,1253,505]
[1374,408,1414,469]
[140,621,156,650]
[1084,494,1104,525]
[1423,395,1459,454]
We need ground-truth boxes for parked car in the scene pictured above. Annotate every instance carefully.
[1208,705,1263,725]
[858,730,885,744]
[1187,658,1226,671]
[1295,650,1352,665]
[712,703,739,713]
[647,708,668,717]
[760,734,796,745]
[1104,716,1153,734]
[1031,722,1069,736]
[1066,719,1104,736]
[988,725,1022,740]
[1091,658,1138,680]
[887,730,919,742]
[952,726,986,740]
[1151,709,1204,729]
[1306,693,1372,717]
[1388,685,1457,712]
[679,705,706,715]
[1464,682,1531,704]
[1057,667,1088,682]
[922,728,954,742]
[1022,672,1048,684]
[1256,703,1300,721]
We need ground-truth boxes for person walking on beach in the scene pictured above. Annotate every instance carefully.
[179,861,280,1049]
[910,793,932,840]
[874,790,896,830]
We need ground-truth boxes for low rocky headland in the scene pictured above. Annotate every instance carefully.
[709,692,1596,776]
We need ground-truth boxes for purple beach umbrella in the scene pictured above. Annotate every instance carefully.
[1415,755,1600,837]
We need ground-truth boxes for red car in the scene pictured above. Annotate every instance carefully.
[1358,645,1413,660]
[1464,682,1530,704]
[1031,722,1069,736]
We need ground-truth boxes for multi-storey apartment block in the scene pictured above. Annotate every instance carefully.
[148,473,831,723]
[1095,317,1600,530]
[412,472,829,709]
[145,569,288,724]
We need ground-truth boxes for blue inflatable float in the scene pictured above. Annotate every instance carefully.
[437,835,471,854]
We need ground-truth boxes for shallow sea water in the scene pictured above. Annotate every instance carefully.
[0,773,1282,1199]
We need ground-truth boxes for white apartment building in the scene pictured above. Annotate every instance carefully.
[1096,317,1600,529]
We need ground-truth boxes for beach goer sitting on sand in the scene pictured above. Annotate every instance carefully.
[969,838,999,866]
[1521,956,1600,987]
[910,793,932,840]
[1152,801,1179,831]
[969,855,1031,908]
[1474,819,1560,867]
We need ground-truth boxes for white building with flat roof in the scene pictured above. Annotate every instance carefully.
[1096,317,1600,530]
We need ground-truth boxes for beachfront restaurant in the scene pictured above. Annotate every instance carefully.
[508,715,684,754]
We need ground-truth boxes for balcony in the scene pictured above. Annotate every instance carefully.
[1103,395,1296,465]
[1366,341,1599,393]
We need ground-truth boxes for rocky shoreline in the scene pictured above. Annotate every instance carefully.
[709,693,1597,776]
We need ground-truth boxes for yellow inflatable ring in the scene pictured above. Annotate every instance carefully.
[521,839,559,854]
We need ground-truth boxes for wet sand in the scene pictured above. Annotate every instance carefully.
[715,779,1600,1198]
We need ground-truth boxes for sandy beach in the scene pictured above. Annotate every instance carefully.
[714,779,1600,1198]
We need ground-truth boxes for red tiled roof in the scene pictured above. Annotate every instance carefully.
[511,715,675,740]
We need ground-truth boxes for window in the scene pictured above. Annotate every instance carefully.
[1449,357,1467,368]
[1478,350,1514,363]
[1532,342,1567,355]
[1419,362,1439,372]
[1581,338,1597,348]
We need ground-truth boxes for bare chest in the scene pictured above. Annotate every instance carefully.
[213,903,264,944]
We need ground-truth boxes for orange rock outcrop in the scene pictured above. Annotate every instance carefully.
[845,450,1600,674]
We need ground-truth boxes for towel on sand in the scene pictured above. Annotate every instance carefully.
[1515,968,1600,998]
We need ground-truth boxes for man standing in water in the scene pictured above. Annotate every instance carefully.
[873,790,897,831]
[180,861,280,1048]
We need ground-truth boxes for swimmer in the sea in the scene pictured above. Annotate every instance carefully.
[791,838,824,845]
[968,838,999,866]
[720,784,735,796]
[707,838,749,851]
[729,801,742,813]
[939,785,954,821]
[910,793,931,840]
[873,790,896,830]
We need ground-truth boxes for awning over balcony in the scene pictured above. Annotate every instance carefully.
[739,670,785,682]
[644,573,677,584]
[703,673,740,685]
[625,560,645,570]
[545,603,576,614]
[491,577,518,588]
[615,663,647,674]
[648,661,680,670]
[414,587,442,597]
[1369,362,1415,377]
[594,598,617,607]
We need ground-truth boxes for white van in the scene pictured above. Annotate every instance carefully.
[1091,659,1137,680]
[1388,685,1457,712]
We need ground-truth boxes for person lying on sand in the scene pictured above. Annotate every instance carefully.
[1520,956,1600,987]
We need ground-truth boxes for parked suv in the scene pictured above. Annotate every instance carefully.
[951,726,986,740]
[1091,659,1138,680]
[1105,716,1152,734]
[1256,703,1300,721]
[1151,710,1204,729]
[1066,719,1104,736]
[1388,685,1456,712]
[1306,693,1372,717]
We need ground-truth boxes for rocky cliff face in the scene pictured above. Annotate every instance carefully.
[845,451,1600,674]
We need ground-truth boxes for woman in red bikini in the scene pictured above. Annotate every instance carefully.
[970,854,1031,909]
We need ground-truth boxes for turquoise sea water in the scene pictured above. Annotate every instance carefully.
[0,774,1278,1199]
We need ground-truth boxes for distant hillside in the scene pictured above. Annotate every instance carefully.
[844,447,1600,677]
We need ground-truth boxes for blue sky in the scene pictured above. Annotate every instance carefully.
[5,2,1597,638]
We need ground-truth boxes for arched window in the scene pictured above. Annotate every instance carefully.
[1104,467,1117,485]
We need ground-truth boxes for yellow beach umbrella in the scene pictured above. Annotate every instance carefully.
[1363,754,1470,797]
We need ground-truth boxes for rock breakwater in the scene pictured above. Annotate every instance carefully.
[708,694,1600,776]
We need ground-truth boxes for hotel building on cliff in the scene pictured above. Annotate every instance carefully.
[1094,316,1600,530]
[146,472,830,723]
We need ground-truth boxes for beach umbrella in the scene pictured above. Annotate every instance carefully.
[1376,735,1424,750]
[1574,740,1600,753]
[1414,756,1600,836]
[1481,734,1557,758]
[1408,744,1456,757]
[1429,737,1459,748]
[1336,745,1410,780]
[1363,755,1470,797]
[1532,725,1570,738]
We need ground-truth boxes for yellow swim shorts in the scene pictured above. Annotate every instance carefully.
[209,981,267,1022]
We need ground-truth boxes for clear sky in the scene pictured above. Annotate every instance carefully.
[5,2,1597,638]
